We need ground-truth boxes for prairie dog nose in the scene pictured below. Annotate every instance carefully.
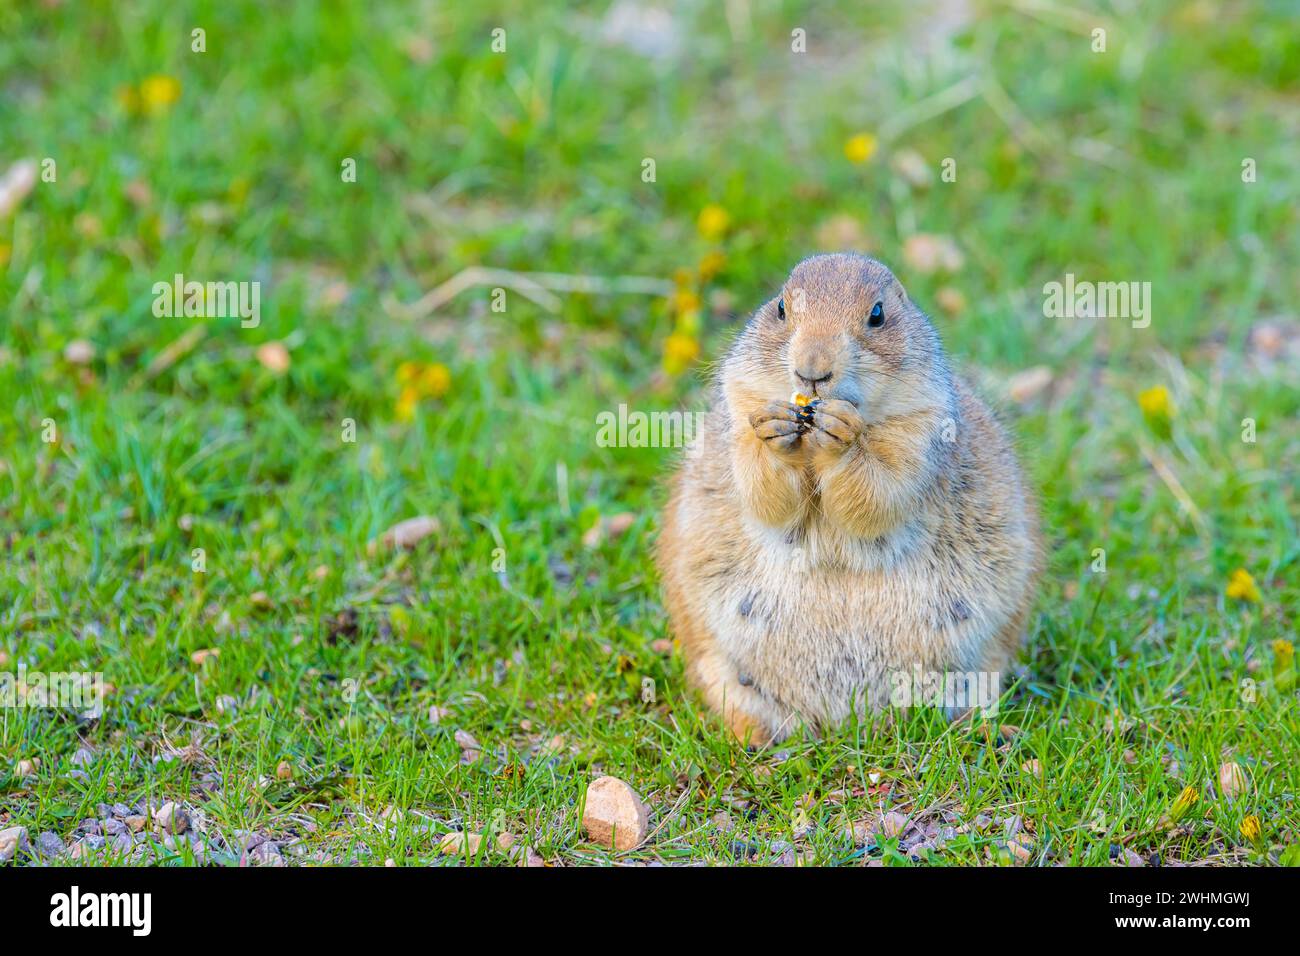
[792,334,838,392]
[795,367,833,391]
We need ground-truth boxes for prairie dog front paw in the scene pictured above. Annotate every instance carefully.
[748,400,805,460]
[806,399,864,459]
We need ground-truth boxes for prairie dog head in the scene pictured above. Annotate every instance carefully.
[724,253,952,423]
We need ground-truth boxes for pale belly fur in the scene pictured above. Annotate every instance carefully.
[692,506,1026,730]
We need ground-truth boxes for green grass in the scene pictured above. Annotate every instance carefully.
[1,0,1297,866]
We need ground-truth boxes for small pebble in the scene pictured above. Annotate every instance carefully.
[153,801,189,835]
[64,339,96,365]
[1218,761,1249,800]
[0,826,31,863]
[454,729,482,760]
[255,341,291,374]
[250,842,285,866]
[1006,839,1033,864]
[438,832,483,856]
[607,512,636,538]
[878,812,909,838]
[581,776,651,852]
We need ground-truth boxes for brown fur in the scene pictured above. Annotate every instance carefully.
[656,254,1042,745]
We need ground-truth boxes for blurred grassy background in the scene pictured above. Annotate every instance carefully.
[0,0,1297,865]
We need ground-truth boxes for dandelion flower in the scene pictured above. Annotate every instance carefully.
[1225,568,1261,603]
[138,75,182,115]
[1169,785,1199,823]
[698,250,727,283]
[418,363,451,399]
[696,204,730,241]
[1138,385,1174,420]
[663,332,700,376]
[844,132,878,164]
[395,386,420,422]
[393,361,451,419]
[672,288,701,316]
[1274,639,1296,692]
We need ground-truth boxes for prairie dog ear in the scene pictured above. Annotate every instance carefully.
[891,276,910,305]
[786,285,809,317]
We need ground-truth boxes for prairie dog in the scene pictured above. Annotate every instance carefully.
[656,254,1042,744]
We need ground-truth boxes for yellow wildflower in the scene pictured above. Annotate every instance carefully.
[418,363,451,398]
[672,288,701,316]
[674,309,700,337]
[1225,568,1261,603]
[139,74,182,115]
[1169,785,1199,823]
[844,132,878,164]
[698,250,727,282]
[395,386,420,422]
[1240,815,1262,843]
[663,332,700,376]
[1274,638,1296,692]
[696,204,730,241]
[1138,385,1174,420]
[393,361,452,419]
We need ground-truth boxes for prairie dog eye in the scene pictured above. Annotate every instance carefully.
[868,300,884,328]
[777,297,786,320]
